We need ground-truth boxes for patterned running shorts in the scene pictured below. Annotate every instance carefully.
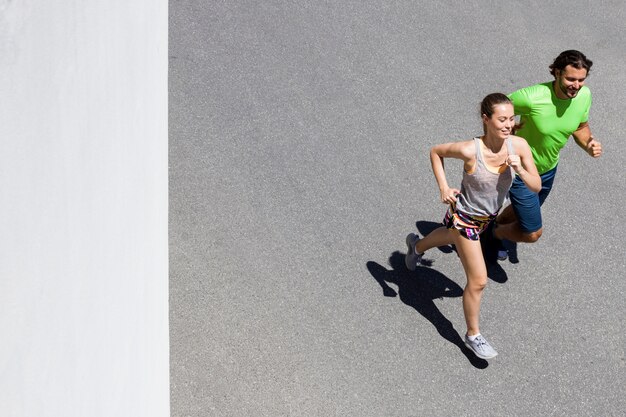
[443,205,496,241]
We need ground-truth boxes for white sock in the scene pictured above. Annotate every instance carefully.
[467,333,480,341]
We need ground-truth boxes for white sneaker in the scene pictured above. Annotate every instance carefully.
[465,334,498,359]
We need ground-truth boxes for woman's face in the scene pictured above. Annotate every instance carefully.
[483,103,515,139]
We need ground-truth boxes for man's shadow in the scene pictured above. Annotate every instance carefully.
[366,251,489,368]
[501,239,520,264]
[416,220,509,283]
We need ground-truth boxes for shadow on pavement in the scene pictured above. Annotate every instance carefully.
[366,251,489,369]
[479,231,510,283]
[503,239,519,264]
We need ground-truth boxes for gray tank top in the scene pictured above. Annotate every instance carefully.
[455,137,515,217]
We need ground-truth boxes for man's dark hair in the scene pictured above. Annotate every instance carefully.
[549,50,593,77]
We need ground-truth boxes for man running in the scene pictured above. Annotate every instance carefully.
[493,50,602,257]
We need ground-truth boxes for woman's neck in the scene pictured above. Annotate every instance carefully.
[481,134,506,153]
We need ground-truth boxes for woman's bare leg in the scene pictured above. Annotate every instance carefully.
[452,231,488,336]
[415,226,456,254]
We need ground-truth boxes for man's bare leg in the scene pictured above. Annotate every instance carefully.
[494,221,542,243]
[494,204,542,243]
[496,204,517,225]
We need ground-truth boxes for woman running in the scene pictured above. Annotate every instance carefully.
[405,93,541,359]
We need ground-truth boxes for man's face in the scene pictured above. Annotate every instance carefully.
[554,65,588,99]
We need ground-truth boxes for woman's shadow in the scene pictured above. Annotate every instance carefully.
[366,251,489,368]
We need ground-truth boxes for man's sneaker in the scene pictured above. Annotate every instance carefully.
[464,333,498,359]
[405,233,424,271]
[497,250,508,261]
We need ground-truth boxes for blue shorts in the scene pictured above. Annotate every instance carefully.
[508,166,557,233]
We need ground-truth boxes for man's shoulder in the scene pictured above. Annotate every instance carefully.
[509,82,552,99]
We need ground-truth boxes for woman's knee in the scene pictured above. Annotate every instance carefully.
[466,277,487,292]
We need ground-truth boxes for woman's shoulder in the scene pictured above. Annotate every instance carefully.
[432,138,478,160]
[435,137,477,149]
[458,137,479,147]
[509,135,531,150]
[458,138,480,158]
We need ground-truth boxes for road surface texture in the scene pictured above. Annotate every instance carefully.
[170,1,625,416]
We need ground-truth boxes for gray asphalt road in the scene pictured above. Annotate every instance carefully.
[169,1,626,416]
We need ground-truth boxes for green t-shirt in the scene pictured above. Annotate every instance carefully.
[508,82,591,174]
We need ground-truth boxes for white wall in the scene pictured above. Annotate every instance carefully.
[0,1,169,416]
